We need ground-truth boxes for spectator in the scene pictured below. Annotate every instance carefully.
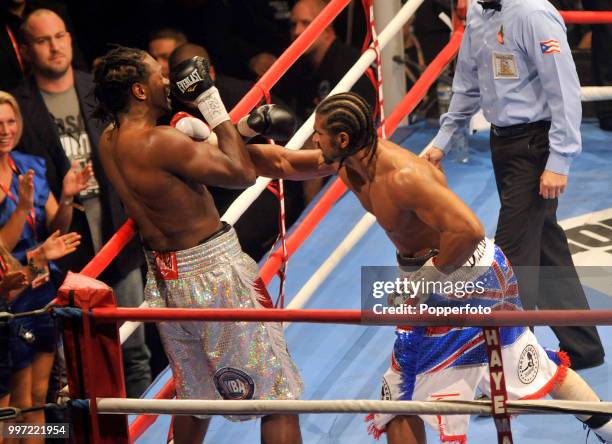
[0,0,87,91]
[201,0,294,79]
[283,0,376,122]
[0,90,87,436]
[12,8,151,397]
[148,27,187,78]
[168,43,306,262]
[0,233,80,440]
[0,247,29,444]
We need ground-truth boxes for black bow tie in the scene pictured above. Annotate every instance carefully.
[478,1,502,11]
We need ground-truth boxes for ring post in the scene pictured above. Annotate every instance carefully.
[57,272,129,443]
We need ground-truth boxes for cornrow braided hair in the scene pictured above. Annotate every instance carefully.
[93,46,149,127]
[316,92,377,163]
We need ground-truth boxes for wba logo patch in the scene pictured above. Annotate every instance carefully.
[213,367,255,400]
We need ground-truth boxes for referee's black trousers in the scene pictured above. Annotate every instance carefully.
[490,121,605,369]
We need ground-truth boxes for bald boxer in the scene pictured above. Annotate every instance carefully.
[246,92,612,444]
[93,46,303,444]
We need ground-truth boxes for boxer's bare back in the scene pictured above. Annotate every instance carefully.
[98,55,254,252]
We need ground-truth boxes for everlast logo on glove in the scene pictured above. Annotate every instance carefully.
[176,71,204,94]
[170,56,229,128]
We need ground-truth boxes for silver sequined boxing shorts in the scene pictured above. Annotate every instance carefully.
[144,224,303,420]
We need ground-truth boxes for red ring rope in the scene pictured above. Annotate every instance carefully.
[89,307,612,327]
[560,10,612,24]
[80,219,137,278]
[381,28,464,136]
[260,179,348,284]
[229,0,352,122]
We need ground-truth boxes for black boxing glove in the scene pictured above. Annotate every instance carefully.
[169,56,229,129]
[237,104,297,141]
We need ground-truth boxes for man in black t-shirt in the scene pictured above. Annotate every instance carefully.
[282,0,376,122]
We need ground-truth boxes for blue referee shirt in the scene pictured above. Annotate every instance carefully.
[432,0,582,175]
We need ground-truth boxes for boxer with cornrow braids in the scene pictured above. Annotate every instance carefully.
[247,91,612,444]
[315,92,377,165]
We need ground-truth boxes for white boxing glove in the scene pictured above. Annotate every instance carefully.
[170,112,218,145]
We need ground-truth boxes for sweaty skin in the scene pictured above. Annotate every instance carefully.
[98,55,255,252]
[248,113,484,273]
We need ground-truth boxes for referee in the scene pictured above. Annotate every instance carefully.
[427,0,605,369]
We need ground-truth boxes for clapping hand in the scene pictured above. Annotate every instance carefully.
[0,270,28,301]
[62,162,93,199]
[41,230,82,261]
[17,169,35,211]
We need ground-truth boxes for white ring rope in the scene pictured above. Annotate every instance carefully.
[96,398,612,417]
[581,86,612,102]
[119,303,148,344]
[285,213,377,315]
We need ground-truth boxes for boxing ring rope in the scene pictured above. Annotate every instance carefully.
[285,213,376,317]
[79,219,138,279]
[581,86,612,102]
[560,10,612,24]
[259,179,348,285]
[97,398,612,417]
[89,307,612,327]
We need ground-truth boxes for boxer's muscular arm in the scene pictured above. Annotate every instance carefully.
[389,168,484,273]
[154,126,256,189]
[247,144,336,180]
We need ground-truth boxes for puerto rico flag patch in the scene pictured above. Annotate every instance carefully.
[540,39,561,54]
